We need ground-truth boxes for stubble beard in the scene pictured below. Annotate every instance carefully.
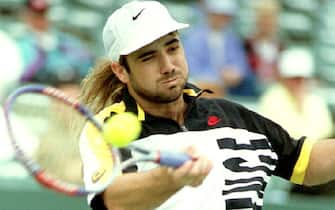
[129,75,187,104]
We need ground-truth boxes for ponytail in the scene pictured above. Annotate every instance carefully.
[80,58,125,114]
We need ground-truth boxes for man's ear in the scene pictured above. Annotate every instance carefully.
[111,62,129,83]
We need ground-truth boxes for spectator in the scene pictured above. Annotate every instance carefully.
[258,47,333,140]
[17,0,94,97]
[183,0,258,98]
[244,0,283,88]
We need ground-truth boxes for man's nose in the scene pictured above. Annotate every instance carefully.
[159,53,175,74]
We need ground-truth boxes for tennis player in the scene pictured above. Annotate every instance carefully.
[80,1,335,210]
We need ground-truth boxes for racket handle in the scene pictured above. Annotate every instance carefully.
[158,151,191,168]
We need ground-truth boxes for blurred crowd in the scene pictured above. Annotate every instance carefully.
[0,0,95,178]
[0,0,335,194]
[183,0,334,138]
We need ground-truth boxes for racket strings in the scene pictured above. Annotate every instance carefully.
[10,93,85,186]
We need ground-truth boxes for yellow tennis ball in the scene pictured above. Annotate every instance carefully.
[103,112,141,147]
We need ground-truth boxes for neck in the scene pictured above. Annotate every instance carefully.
[136,95,187,125]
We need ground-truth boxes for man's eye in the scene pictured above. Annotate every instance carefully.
[141,55,154,62]
[168,45,179,52]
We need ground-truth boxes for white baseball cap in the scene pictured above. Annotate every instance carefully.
[204,0,238,16]
[279,47,314,78]
[102,0,189,61]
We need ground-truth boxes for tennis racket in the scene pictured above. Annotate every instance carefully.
[2,84,190,196]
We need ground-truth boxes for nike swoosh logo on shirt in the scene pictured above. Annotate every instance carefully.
[91,168,106,183]
[132,8,145,20]
[208,116,221,126]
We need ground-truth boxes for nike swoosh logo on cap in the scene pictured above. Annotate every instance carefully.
[132,8,145,20]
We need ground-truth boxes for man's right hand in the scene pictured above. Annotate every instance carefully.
[103,146,212,210]
[154,146,213,188]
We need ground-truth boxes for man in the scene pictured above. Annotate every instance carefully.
[80,1,335,210]
[183,0,258,97]
[259,47,333,141]
[243,0,283,87]
[18,0,94,96]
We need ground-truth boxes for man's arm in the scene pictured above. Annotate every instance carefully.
[304,139,335,186]
[102,149,212,210]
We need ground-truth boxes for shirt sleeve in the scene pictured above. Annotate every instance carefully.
[228,101,314,184]
[80,103,137,208]
[79,105,120,207]
[289,138,316,184]
[79,120,118,205]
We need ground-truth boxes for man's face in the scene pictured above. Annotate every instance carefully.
[124,32,189,103]
[25,10,49,31]
[256,10,278,36]
[208,13,232,31]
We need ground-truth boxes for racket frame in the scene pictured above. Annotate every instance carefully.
[3,84,120,196]
[3,84,191,196]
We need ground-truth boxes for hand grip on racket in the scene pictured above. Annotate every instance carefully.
[2,84,191,196]
[158,150,192,167]
[123,145,191,169]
